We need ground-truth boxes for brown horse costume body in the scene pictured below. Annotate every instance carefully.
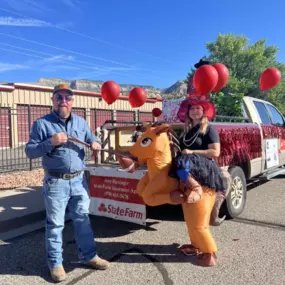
[118,123,232,266]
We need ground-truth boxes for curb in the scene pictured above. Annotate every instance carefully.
[0,211,75,241]
[0,210,46,234]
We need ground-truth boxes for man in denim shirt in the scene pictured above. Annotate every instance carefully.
[25,84,109,282]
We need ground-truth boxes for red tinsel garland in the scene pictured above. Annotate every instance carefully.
[261,125,285,139]
[217,126,262,167]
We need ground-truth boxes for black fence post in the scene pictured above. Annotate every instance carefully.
[111,110,115,126]
[27,105,32,171]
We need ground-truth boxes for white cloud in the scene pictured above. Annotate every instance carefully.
[3,0,54,14]
[1,1,74,25]
[0,17,51,27]
[56,21,74,29]
[24,0,56,13]
[45,55,75,62]
[0,47,142,78]
[0,62,29,72]
[60,0,80,8]
[41,65,80,72]
[71,67,139,80]
[29,54,80,72]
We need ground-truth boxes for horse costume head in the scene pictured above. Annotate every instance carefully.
[118,122,180,177]
[131,123,170,159]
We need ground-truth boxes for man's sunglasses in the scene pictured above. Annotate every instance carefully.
[54,94,73,102]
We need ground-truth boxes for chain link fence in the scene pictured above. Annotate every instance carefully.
[0,106,154,173]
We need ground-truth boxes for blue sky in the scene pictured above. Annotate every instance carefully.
[0,0,284,89]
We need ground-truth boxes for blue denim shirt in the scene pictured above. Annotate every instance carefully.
[25,111,101,173]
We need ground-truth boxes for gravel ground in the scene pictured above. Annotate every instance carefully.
[0,169,44,190]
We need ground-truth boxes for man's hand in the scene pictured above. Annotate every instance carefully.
[182,149,193,155]
[90,141,101,151]
[51,133,68,146]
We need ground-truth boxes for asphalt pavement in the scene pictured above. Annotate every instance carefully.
[0,176,284,285]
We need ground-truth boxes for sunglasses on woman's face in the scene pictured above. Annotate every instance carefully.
[190,106,203,111]
[54,94,73,102]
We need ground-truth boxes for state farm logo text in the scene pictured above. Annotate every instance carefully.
[98,203,143,220]
[98,203,107,212]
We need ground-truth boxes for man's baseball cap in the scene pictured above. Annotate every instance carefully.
[53,84,73,95]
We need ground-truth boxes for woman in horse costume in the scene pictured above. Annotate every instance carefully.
[117,59,231,266]
[118,121,231,267]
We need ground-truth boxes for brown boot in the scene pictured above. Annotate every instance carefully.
[196,253,217,267]
[179,244,200,256]
[50,265,66,282]
[87,256,110,270]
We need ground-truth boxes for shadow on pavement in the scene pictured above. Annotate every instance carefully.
[230,217,285,231]
[146,204,184,221]
[0,215,192,283]
[0,186,45,234]
[89,215,159,238]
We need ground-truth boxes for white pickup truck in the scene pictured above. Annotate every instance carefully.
[97,96,285,219]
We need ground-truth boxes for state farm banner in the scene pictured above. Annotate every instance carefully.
[265,138,279,168]
[162,98,184,123]
[280,138,285,151]
[86,166,147,225]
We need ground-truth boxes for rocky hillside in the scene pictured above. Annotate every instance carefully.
[161,80,187,98]
[36,78,163,98]
[34,78,187,99]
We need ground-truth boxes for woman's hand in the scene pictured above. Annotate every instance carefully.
[182,149,193,155]
[170,190,186,204]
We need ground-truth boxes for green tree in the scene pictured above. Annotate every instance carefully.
[187,34,285,116]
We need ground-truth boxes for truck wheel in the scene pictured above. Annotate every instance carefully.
[222,166,247,219]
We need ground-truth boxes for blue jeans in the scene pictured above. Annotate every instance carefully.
[43,172,97,269]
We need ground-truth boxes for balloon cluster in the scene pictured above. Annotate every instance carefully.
[100,80,162,119]
[192,63,229,96]
[192,62,282,96]
[101,81,147,107]
[100,63,282,119]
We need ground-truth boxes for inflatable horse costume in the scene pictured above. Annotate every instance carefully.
[118,123,231,266]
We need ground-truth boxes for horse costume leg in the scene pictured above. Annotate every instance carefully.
[138,172,180,206]
[136,174,149,196]
[182,187,217,266]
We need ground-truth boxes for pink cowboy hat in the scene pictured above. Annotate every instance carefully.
[177,99,216,122]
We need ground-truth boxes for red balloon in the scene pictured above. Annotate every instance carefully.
[193,65,219,95]
[152,108,162,117]
[101,81,120,105]
[128,87,147,108]
[260,68,282,91]
[212,63,229,92]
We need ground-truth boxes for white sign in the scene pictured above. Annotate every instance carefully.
[265,138,279,168]
[86,166,147,225]
[90,198,146,225]
[162,98,184,123]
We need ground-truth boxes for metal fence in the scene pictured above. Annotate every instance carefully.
[0,106,154,173]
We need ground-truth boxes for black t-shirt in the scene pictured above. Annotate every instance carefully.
[179,124,219,151]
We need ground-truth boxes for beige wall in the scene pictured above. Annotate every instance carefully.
[0,85,162,111]
[0,84,162,148]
